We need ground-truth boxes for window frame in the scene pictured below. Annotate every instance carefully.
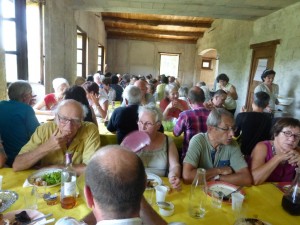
[97,44,104,73]
[77,28,87,78]
[159,52,180,78]
[201,59,212,70]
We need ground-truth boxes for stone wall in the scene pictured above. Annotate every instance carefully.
[196,2,300,116]
[107,39,197,87]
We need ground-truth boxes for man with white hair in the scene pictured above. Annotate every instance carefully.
[107,85,141,144]
[0,80,39,167]
[13,99,100,174]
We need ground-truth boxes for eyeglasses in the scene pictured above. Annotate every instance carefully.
[281,131,300,140]
[57,114,82,126]
[214,126,236,132]
[137,120,157,128]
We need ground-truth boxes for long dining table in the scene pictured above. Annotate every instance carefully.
[1,168,298,225]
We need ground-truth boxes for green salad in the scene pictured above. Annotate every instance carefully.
[41,171,62,185]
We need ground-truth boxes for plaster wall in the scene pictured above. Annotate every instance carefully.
[251,2,300,117]
[107,39,197,87]
[197,19,254,114]
[44,0,107,93]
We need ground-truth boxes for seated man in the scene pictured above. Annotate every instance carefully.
[173,86,210,161]
[0,80,40,167]
[84,145,167,225]
[203,89,227,110]
[235,91,273,158]
[107,85,141,144]
[183,108,252,186]
[13,99,100,174]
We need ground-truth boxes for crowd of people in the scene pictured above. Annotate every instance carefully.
[0,69,300,224]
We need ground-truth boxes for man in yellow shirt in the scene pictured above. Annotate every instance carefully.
[13,99,100,175]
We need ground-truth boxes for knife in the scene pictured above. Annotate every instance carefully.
[22,213,53,225]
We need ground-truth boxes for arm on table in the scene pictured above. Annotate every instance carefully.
[182,162,198,184]
[33,100,53,116]
[167,141,181,190]
[219,167,252,186]
[13,129,68,171]
[251,142,290,185]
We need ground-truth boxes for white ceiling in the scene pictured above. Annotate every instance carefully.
[70,0,300,20]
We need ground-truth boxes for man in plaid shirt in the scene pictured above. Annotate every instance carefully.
[173,86,210,162]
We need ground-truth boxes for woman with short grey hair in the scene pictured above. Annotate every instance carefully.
[136,103,181,190]
[160,83,189,120]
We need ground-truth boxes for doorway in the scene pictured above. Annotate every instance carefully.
[245,40,280,111]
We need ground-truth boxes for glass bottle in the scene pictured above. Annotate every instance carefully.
[60,152,77,209]
[281,168,300,215]
[188,168,208,218]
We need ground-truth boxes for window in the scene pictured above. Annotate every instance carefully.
[1,0,44,83]
[159,53,179,77]
[201,59,212,69]
[77,28,87,77]
[97,45,104,72]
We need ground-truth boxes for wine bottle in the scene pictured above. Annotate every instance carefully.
[60,152,77,209]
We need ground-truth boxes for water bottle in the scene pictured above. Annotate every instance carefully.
[188,168,208,218]
[60,152,77,209]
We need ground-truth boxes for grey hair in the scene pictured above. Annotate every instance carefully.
[52,78,69,90]
[123,85,142,105]
[138,103,163,123]
[8,80,32,101]
[54,99,88,120]
[164,83,179,98]
[206,108,233,127]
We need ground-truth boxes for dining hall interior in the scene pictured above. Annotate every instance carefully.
[0,0,300,118]
[1,1,300,225]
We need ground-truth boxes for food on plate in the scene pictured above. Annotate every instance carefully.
[33,171,61,186]
[147,180,158,188]
[1,211,31,225]
[234,218,266,225]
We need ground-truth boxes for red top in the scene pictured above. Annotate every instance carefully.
[44,93,57,110]
[160,98,189,119]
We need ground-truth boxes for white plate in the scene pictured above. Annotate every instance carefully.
[146,172,163,188]
[0,190,19,213]
[4,209,46,225]
[27,168,62,187]
[207,181,245,202]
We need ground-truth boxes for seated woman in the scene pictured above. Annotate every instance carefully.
[203,89,227,110]
[34,78,69,115]
[64,85,98,126]
[82,81,108,119]
[160,83,189,120]
[250,117,300,185]
[136,103,181,190]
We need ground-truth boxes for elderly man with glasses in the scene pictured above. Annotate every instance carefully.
[13,99,100,175]
[182,108,252,186]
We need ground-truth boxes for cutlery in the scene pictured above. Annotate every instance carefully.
[22,213,53,225]
[222,186,243,201]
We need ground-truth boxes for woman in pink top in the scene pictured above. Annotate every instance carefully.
[250,117,300,185]
[160,83,189,120]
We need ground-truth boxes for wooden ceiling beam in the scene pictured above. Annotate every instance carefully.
[107,34,197,44]
[106,27,204,37]
[102,16,212,28]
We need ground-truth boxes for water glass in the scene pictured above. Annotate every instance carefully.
[231,192,245,212]
[155,185,168,203]
[24,186,38,209]
[144,188,154,205]
[0,175,3,190]
[211,191,223,208]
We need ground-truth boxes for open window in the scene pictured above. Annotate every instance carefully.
[77,28,87,77]
[159,53,179,77]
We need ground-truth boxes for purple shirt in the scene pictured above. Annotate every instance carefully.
[263,141,296,182]
[173,105,210,160]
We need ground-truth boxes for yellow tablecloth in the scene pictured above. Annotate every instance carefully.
[1,168,299,225]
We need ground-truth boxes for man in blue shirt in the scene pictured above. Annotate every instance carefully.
[0,80,39,167]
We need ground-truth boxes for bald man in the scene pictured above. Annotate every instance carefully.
[84,145,167,225]
[13,99,100,174]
